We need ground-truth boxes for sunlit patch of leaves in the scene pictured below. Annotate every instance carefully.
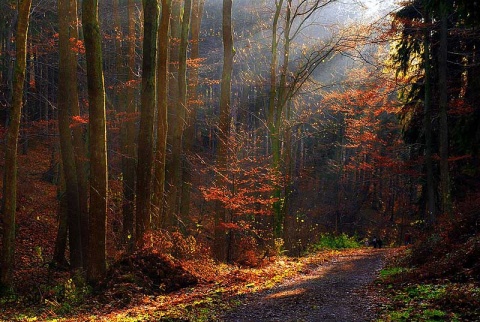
[72,250,337,321]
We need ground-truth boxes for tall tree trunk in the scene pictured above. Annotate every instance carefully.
[165,0,191,229]
[1,4,17,129]
[336,124,344,233]
[214,0,234,262]
[68,0,89,264]
[58,0,84,269]
[267,0,283,158]
[153,0,172,228]
[438,0,452,216]
[180,0,205,221]
[114,0,126,241]
[82,0,108,284]
[423,8,436,224]
[135,0,159,246]
[0,0,32,293]
[282,100,294,250]
[272,0,292,239]
[121,0,138,251]
[53,165,69,268]
[267,0,285,241]
[174,0,192,231]
[164,0,183,228]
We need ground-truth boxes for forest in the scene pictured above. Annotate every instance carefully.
[0,0,479,320]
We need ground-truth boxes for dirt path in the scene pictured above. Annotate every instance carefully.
[220,249,388,321]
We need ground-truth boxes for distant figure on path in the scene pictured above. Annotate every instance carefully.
[371,236,383,248]
[404,233,412,245]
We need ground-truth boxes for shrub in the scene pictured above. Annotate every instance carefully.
[231,235,262,267]
[308,233,361,251]
[141,230,200,260]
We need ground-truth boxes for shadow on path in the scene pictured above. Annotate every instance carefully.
[220,249,388,322]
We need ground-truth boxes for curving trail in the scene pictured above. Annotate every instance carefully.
[221,249,388,322]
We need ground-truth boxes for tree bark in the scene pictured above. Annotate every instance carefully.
[165,0,191,229]
[58,0,84,269]
[164,0,182,228]
[153,0,172,228]
[172,0,192,231]
[53,165,69,268]
[121,0,138,251]
[438,0,452,216]
[423,8,436,224]
[180,0,205,222]
[135,0,159,246]
[267,0,283,160]
[272,0,292,239]
[67,0,89,265]
[214,0,234,262]
[82,0,108,284]
[266,0,284,244]
[0,0,32,293]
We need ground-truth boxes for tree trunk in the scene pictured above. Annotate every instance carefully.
[164,0,183,228]
[267,0,283,160]
[214,0,234,262]
[67,0,89,265]
[267,0,287,240]
[135,0,159,246]
[82,0,108,284]
[438,0,452,216]
[174,0,192,231]
[282,100,294,251]
[272,0,292,239]
[423,8,436,224]
[0,0,32,293]
[153,0,172,228]
[121,0,138,251]
[53,166,69,268]
[180,0,205,221]
[1,5,17,129]
[58,0,84,269]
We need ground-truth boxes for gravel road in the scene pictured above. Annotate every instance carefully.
[221,249,388,322]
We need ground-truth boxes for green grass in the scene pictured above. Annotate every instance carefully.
[385,308,448,321]
[379,284,458,321]
[379,267,409,279]
[378,280,480,321]
[387,308,412,321]
[309,233,362,251]
[390,284,447,303]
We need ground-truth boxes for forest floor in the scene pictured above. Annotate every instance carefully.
[0,248,392,321]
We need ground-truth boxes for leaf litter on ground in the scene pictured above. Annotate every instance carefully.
[1,249,350,321]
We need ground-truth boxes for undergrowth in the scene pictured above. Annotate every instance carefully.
[308,233,362,251]
[378,280,480,321]
[377,208,480,321]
